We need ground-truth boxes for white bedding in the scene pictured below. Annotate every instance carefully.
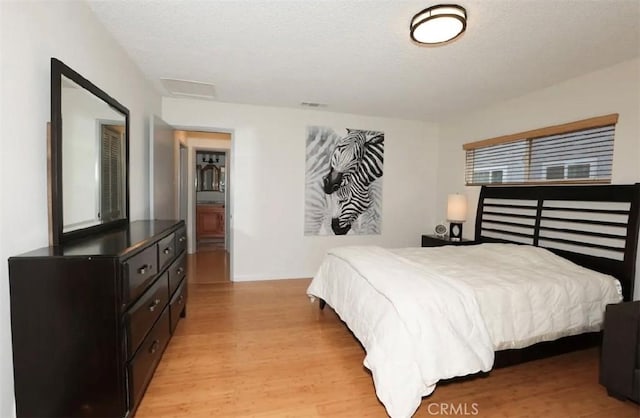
[306,243,622,418]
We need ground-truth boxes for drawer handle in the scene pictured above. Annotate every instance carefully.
[178,295,184,305]
[138,264,152,275]
[149,340,160,354]
[176,267,184,276]
[179,236,186,243]
[148,298,161,312]
[163,247,172,255]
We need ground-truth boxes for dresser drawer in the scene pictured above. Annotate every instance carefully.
[125,272,169,358]
[158,233,176,271]
[123,245,158,304]
[169,279,187,334]
[176,227,187,254]
[128,308,170,411]
[168,252,186,296]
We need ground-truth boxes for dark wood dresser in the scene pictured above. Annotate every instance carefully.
[8,220,187,417]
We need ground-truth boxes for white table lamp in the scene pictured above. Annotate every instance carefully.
[447,194,467,241]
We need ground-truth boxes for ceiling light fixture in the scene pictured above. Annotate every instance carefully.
[410,4,467,45]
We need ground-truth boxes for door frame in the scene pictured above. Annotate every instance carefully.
[177,143,188,221]
[173,127,234,281]
[149,115,177,220]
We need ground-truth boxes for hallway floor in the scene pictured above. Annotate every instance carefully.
[187,249,230,283]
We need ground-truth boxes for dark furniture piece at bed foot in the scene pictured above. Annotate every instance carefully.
[8,220,188,418]
[421,234,476,247]
[600,300,640,403]
[495,332,601,368]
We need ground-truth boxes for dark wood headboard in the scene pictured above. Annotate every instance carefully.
[475,184,640,301]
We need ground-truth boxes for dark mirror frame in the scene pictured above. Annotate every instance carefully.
[50,58,130,246]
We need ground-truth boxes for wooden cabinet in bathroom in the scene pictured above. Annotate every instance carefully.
[196,204,225,240]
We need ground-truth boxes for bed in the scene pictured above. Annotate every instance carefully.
[306,184,640,418]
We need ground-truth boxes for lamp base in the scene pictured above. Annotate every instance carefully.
[449,222,463,241]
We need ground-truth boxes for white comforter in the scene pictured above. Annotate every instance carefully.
[306,243,622,418]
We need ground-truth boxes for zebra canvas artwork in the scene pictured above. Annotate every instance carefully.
[305,126,384,235]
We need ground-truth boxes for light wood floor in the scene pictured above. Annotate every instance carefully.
[187,249,230,283]
[137,278,639,417]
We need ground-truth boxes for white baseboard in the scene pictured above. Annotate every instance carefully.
[231,275,312,282]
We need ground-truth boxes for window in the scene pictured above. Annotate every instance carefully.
[463,114,617,186]
[100,124,124,222]
[542,157,596,181]
[473,168,504,184]
[568,163,590,179]
[545,165,564,180]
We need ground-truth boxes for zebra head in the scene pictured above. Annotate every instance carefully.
[331,217,352,235]
[324,129,384,235]
[330,178,372,235]
[322,129,367,194]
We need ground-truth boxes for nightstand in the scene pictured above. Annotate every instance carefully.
[600,300,640,403]
[421,234,476,247]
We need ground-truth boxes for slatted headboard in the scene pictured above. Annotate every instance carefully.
[475,184,640,301]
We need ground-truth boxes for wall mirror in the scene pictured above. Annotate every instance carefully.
[196,151,225,192]
[50,58,129,245]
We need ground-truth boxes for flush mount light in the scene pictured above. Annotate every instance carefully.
[410,4,467,45]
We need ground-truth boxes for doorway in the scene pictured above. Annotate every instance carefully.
[195,150,226,251]
[175,130,232,283]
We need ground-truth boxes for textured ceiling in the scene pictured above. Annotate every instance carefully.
[87,0,640,121]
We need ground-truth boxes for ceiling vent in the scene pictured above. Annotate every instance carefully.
[161,78,216,99]
[301,102,327,108]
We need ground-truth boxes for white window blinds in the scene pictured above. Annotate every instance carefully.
[100,125,124,221]
[463,114,617,186]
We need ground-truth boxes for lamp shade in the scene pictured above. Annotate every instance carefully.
[410,4,467,45]
[447,194,467,222]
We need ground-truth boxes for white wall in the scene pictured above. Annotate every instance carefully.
[0,1,161,416]
[436,58,640,299]
[163,98,439,280]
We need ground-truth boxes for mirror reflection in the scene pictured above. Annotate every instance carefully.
[196,151,225,192]
[61,75,127,233]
